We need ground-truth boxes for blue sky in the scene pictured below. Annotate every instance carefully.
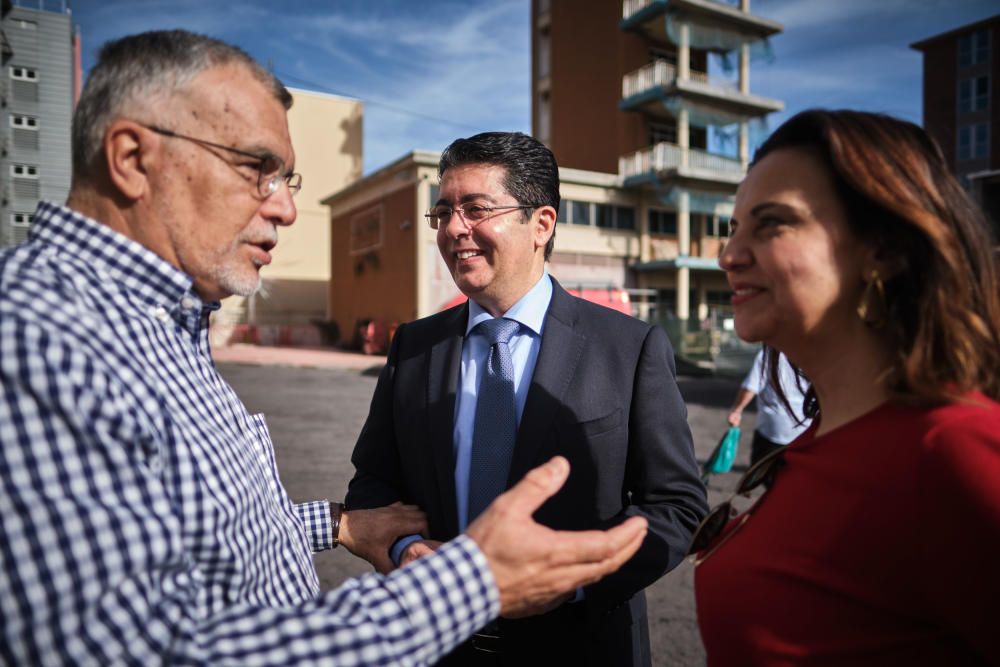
[61,0,999,174]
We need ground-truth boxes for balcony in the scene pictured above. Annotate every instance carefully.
[620,59,782,121]
[619,142,744,187]
[621,0,782,46]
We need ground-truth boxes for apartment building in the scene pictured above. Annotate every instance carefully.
[1,0,77,248]
[911,14,1000,237]
[534,0,782,330]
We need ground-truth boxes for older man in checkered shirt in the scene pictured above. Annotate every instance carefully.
[0,30,647,666]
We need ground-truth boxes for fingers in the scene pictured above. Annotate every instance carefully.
[546,516,648,566]
[499,456,570,516]
[400,540,437,567]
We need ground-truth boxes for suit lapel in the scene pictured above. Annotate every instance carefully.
[509,280,586,484]
[427,303,467,537]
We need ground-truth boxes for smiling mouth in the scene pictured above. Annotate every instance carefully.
[455,250,484,260]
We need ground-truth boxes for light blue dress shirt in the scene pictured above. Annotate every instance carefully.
[391,273,552,564]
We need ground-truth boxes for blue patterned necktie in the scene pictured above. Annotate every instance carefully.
[467,317,520,523]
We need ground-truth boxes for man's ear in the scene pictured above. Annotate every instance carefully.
[532,205,557,252]
[103,119,154,201]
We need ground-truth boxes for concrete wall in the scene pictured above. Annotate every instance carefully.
[1,6,73,247]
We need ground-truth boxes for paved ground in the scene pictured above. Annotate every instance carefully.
[217,347,756,667]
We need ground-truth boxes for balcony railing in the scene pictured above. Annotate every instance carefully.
[622,59,736,99]
[622,0,653,20]
[619,142,744,180]
[623,0,750,22]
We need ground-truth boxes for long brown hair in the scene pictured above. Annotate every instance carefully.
[753,109,1000,412]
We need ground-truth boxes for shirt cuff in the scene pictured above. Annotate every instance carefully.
[295,500,334,552]
[390,534,423,566]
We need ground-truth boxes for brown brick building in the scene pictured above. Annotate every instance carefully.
[912,14,1000,238]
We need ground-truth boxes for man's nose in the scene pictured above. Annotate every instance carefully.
[261,182,296,227]
[442,209,473,237]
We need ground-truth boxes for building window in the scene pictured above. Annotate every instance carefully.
[10,212,33,227]
[538,30,551,80]
[537,92,551,144]
[10,115,39,129]
[648,209,678,235]
[595,203,614,228]
[10,164,39,177]
[11,164,40,199]
[959,29,990,67]
[10,66,38,81]
[958,123,989,160]
[15,20,37,31]
[349,207,382,254]
[615,206,636,230]
[649,46,677,66]
[558,200,635,229]
[649,120,677,146]
[703,214,730,238]
[959,75,989,113]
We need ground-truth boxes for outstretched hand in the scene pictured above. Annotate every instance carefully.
[466,456,647,618]
[340,502,428,574]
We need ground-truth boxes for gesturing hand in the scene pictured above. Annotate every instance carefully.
[466,456,647,618]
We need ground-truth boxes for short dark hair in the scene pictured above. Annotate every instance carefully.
[754,109,1000,410]
[438,131,560,260]
[72,29,292,176]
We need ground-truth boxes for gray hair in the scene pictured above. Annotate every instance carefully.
[72,29,292,176]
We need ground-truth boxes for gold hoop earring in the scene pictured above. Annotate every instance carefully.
[856,269,886,327]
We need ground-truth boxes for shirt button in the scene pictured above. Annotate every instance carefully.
[181,297,196,310]
[151,306,169,322]
[149,458,162,474]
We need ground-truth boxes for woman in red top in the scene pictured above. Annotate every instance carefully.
[695,109,1000,665]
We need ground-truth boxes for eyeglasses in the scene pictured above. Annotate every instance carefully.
[424,202,541,230]
[686,446,785,566]
[143,124,302,198]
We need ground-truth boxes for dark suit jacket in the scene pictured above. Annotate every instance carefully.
[347,279,708,666]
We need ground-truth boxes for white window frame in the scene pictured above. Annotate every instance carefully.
[10,115,39,130]
[10,213,33,228]
[10,164,39,178]
[9,66,38,82]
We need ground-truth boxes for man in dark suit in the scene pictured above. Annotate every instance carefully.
[346,132,707,666]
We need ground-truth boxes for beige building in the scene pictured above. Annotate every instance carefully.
[212,86,362,346]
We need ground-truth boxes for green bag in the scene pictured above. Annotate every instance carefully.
[704,426,741,476]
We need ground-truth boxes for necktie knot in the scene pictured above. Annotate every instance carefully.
[476,317,519,346]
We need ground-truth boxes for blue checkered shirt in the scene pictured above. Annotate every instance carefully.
[0,202,498,665]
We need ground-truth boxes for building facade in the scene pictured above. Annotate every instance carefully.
[533,0,782,333]
[912,14,1000,238]
[321,0,782,368]
[211,87,363,347]
[321,151,642,351]
[1,0,76,248]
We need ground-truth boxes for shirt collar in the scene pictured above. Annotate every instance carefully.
[30,201,206,311]
[466,272,552,337]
